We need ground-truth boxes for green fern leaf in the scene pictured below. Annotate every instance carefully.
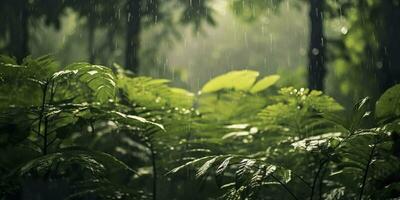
[59,63,116,103]
[196,156,221,177]
[216,156,233,175]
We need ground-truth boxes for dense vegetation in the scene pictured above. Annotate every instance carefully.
[1,55,400,199]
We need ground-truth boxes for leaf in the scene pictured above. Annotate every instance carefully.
[376,84,400,119]
[222,131,250,139]
[117,75,192,109]
[169,87,194,108]
[65,183,148,200]
[59,63,117,103]
[60,147,137,174]
[265,165,277,176]
[18,152,105,177]
[110,111,165,131]
[167,156,215,175]
[0,55,55,107]
[0,55,17,65]
[216,156,233,175]
[236,159,256,178]
[349,97,372,131]
[201,70,259,93]
[279,169,291,183]
[196,156,219,177]
[17,147,137,179]
[250,75,280,93]
[51,69,78,80]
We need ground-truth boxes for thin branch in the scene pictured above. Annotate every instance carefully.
[31,129,44,138]
[291,171,312,189]
[47,137,58,147]
[43,116,49,155]
[37,82,48,154]
[319,167,327,200]
[149,142,158,200]
[42,80,54,155]
[25,140,43,152]
[358,143,377,200]
[310,159,327,200]
[271,174,299,200]
[90,120,95,134]
[47,129,57,136]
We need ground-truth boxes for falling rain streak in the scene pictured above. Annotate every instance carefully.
[0,0,400,199]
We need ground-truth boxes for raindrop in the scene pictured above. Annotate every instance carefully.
[249,127,258,134]
[312,48,320,55]
[340,27,348,35]
[376,61,383,69]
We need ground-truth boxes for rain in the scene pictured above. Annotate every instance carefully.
[1,0,400,199]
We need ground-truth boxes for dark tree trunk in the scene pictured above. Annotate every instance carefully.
[308,0,326,91]
[9,0,29,63]
[378,3,400,186]
[88,16,96,63]
[125,0,141,74]
[378,1,400,93]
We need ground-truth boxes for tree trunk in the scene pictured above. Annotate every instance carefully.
[378,1,400,93]
[125,0,141,74]
[308,0,326,91]
[88,16,96,63]
[9,0,29,63]
[378,3,400,187]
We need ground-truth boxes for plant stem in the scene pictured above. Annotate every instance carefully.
[42,80,55,155]
[271,174,299,200]
[310,159,326,200]
[43,116,48,155]
[292,171,312,189]
[150,142,157,200]
[38,83,48,155]
[90,120,95,134]
[359,143,377,200]
[318,166,327,200]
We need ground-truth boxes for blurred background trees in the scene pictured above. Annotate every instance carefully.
[229,0,327,90]
[325,0,400,105]
[0,0,399,106]
[0,0,66,62]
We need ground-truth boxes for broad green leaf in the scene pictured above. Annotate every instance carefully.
[250,75,280,93]
[201,70,259,93]
[376,84,400,118]
[199,91,266,121]
[169,87,194,108]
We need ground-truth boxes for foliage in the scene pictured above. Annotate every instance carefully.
[1,55,400,200]
[169,68,400,200]
[0,55,163,199]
